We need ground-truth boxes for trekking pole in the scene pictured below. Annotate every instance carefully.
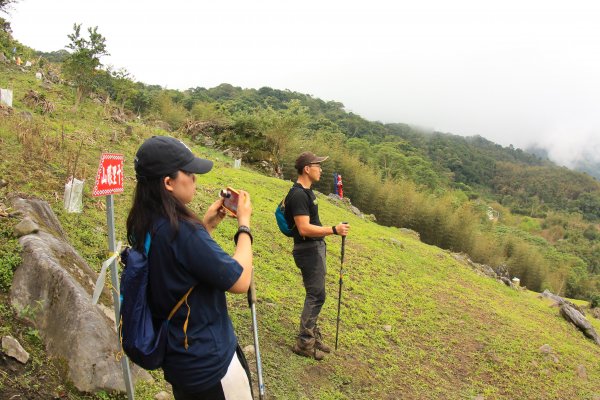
[248,273,266,399]
[334,222,348,351]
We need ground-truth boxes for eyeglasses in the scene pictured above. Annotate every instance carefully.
[308,164,322,170]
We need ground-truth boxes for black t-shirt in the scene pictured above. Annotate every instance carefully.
[147,218,243,392]
[284,182,324,243]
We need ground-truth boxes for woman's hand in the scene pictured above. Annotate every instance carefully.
[235,190,252,227]
[229,190,253,294]
[203,197,228,234]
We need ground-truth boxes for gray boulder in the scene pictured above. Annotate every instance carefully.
[399,228,420,240]
[9,196,150,393]
[14,216,39,237]
[2,335,30,364]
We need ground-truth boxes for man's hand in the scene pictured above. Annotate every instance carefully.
[335,222,350,236]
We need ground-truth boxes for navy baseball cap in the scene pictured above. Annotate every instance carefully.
[134,136,213,178]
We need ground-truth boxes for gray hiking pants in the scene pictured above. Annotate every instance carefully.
[293,240,327,347]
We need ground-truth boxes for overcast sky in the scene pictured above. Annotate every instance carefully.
[7,0,600,167]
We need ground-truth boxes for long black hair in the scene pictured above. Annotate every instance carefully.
[126,171,203,250]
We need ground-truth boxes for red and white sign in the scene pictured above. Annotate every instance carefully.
[92,153,124,197]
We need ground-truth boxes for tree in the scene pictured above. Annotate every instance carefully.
[257,100,309,174]
[0,0,17,13]
[0,0,16,57]
[110,68,136,112]
[63,24,109,109]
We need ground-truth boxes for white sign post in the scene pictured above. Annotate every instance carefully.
[92,153,135,400]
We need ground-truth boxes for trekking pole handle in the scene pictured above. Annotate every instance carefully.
[341,222,347,262]
[247,271,257,307]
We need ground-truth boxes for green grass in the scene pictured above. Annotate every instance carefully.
[1,62,600,399]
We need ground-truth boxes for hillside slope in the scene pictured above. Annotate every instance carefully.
[1,63,600,400]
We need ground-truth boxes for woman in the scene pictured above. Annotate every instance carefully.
[126,135,254,399]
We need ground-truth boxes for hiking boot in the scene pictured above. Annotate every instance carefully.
[292,343,325,361]
[314,327,331,353]
[315,340,331,353]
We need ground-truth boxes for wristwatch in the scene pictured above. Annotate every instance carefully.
[234,225,253,244]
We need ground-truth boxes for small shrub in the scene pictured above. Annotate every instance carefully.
[590,294,600,309]
[0,220,22,291]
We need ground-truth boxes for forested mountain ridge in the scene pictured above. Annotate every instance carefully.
[182,83,600,220]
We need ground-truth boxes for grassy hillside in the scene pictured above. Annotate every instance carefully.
[2,64,600,400]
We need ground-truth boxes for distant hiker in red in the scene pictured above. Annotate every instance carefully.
[336,174,343,198]
[284,152,350,360]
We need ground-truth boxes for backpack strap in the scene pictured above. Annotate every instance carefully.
[146,231,195,350]
[143,232,151,255]
[284,185,312,214]
[285,185,313,238]
[168,287,194,350]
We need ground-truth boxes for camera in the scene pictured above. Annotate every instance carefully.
[220,187,240,216]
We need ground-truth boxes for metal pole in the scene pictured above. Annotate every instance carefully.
[334,228,347,351]
[248,274,265,399]
[106,195,135,399]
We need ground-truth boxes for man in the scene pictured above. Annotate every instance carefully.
[285,151,350,360]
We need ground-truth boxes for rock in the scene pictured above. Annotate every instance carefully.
[125,125,133,135]
[559,303,600,345]
[541,289,565,305]
[364,213,377,222]
[493,264,510,279]
[47,70,60,83]
[473,395,485,400]
[576,364,587,380]
[155,391,171,400]
[2,335,30,364]
[383,325,392,332]
[0,178,7,189]
[14,217,40,237]
[9,197,151,392]
[541,290,585,314]
[243,344,255,356]
[154,120,171,132]
[500,277,515,288]
[349,205,363,218]
[0,52,7,63]
[539,344,559,363]
[389,238,403,248]
[399,228,420,240]
[591,308,600,320]
[19,111,33,121]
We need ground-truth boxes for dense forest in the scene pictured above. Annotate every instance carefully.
[3,20,600,301]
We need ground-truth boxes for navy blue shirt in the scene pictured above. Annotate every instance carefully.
[148,218,243,392]
[285,182,324,243]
